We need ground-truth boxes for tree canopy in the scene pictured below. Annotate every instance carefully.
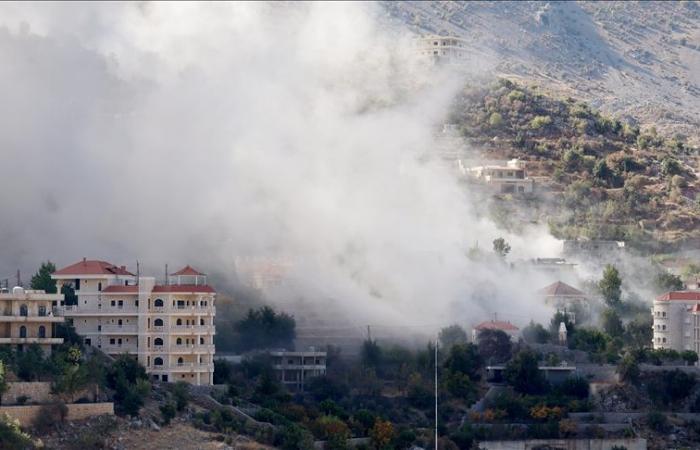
[30,261,57,293]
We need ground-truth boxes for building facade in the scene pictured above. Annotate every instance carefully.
[0,287,64,353]
[270,349,327,391]
[52,259,216,385]
[415,35,468,65]
[472,320,520,342]
[652,291,700,353]
[538,281,590,324]
[460,159,535,194]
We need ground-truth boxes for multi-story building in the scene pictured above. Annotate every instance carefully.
[538,281,590,324]
[415,35,468,65]
[270,349,327,391]
[52,259,216,385]
[0,287,64,353]
[652,291,700,353]
[460,159,535,194]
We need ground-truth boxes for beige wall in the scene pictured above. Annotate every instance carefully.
[0,402,114,427]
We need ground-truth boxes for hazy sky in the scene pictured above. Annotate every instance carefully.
[0,2,562,330]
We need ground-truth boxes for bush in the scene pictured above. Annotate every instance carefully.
[555,377,590,399]
[0,414,34,449]
[280,423,314,450]
[160,402,176,425]
[33,401,68,433]
[172,381,190,411]
[503,349,549,395]
[647,411,669,432]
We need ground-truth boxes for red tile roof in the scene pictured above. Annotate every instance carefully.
[657,291,700,301]
[688,304,700,313]
[171,265,205,276]
[474,320,519,331]
[539,281,585,297]
[102,285,139,294]
[152,284,215,293]
[54,259,134,276]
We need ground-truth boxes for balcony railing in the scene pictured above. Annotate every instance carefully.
[100,324,138,333]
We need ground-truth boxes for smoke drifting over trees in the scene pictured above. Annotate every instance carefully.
[0,3,559,330]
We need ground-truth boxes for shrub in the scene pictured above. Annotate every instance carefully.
[0,414,34,449]
[647,411,669,432]
[160,402,176,426]
[33,401,68,433]
[172,381,190,411]
[530,115,552,130]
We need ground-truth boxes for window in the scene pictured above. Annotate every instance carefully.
[154,338,163,346]
[154,298,164,307]
[662,325,666,330]
[176,319,182,326]
[200,319,205,326]
[154,318,164,327]
[663,312,667,317]
[662,337,667,343]
[19,304,28,316]
[110,338,115,345]
[19,326,27,338]
[38,305,46,316]
[118,300,123,307]
[154,357,163,366]
[85,338,91,346]
[118,319,123,326]
[118,338,122,345]
[38,326,46,338]
[98,282,102,291]
[111,300,116,307]
[98,325,102,331]
[200,337,204,345]
[177,338,182,345]
[178,357,183,365]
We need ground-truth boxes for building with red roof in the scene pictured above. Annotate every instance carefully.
[51,259,216,385]
[653,290,700,354]
[538,281,590,324]
[471,319,520,342]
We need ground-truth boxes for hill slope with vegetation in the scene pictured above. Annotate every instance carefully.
[450,79,700,250]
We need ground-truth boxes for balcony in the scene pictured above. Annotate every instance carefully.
[57,305,138,316]
[0,337,63,345]
[172,325,211,334]
[0,314,64,323]
[100,324,138,334]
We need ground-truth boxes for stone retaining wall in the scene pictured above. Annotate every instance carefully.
[3,382,52,404]
[0,402,114,427]
[477,438,647,450]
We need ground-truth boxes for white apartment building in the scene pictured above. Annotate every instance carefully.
[652,291,700,353]
[0,287,64,354]
[415,35,468,65]
[52,259,216,385]
[270,349,327,391]
[460,159,535,194]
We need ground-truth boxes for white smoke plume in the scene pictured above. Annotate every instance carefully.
[0,2,563,335]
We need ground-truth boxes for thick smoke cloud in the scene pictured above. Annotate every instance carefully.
[0,2,561,332]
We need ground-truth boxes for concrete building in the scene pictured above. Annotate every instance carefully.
[415,35,468,65]
[270,349,326,391]
[0,287,64,353]
[52,259,216,385]
[538,281,590,324]
[460,159,535,194]
[563,239,625,260]
[472,320,519,342]
[652,291,700,353]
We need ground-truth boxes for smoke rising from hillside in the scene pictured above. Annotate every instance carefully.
[0,2,561,332]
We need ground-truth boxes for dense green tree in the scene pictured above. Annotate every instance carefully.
[617,354,640,384]
[681,350,699,367]
[476,329,512,363]
[599,265,622,308]
[160,402,176,425]
[172,381,190,411]
[569,328,608,354]
[438,325,468,349]
[601,308,624,338]
[30,261,57,293]
[522,321,551,344]
[492,238,511,258]
[16,344,49,381]
[234,306,296,352]
[444,343,482,381]
[53,363,89,402]
[360,339,382,369]
[280,423,314,450]
[654,272,684,293]
[0,361,8,405]
[624,318,653,350]
[504,349,548,395]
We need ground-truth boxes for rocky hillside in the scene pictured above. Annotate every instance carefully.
[384,1,700,143]
[450,79,700,249]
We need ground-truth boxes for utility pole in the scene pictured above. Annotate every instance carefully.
[434,337,438,450]
[165,264,169,285]
[16,269,21,287]
[136,261,140,286]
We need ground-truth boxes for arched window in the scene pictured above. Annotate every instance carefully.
[38,326,46,338]
[154,357,163,366]
[19,326,27,338]
[200,318,205,326]
[38,306,46,317]
[200,337,204,345]
[154,318,164,327]
[176,318,182,326]
[177,357,183,365]
[154,338,163,346]
[176,338,182,345]
[19,304,28,316]
[154,298,164,307]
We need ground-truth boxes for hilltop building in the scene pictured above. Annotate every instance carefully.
[0,287,64,354]
[51,259,216,385]
[652,291,700,354]
[460,159,535,194]
[563,239,625,261]
[270,349,327,391]
[415,35,468,65]
[472,320,519,342]
[538,281,590,323]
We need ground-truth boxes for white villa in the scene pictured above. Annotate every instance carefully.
[0,287,64,354]
[460,159,535,194]
[652,291,700,354]
[52,259,216,385]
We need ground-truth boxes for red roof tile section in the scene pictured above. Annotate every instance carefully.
[171,265,205,276]
[54,259,135,276]
[539,281,585,297]
[152,284,215,293]
[102,285,139,293]
[474,320,519,331]
[657,291,700,301]
[688,304,700,313]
